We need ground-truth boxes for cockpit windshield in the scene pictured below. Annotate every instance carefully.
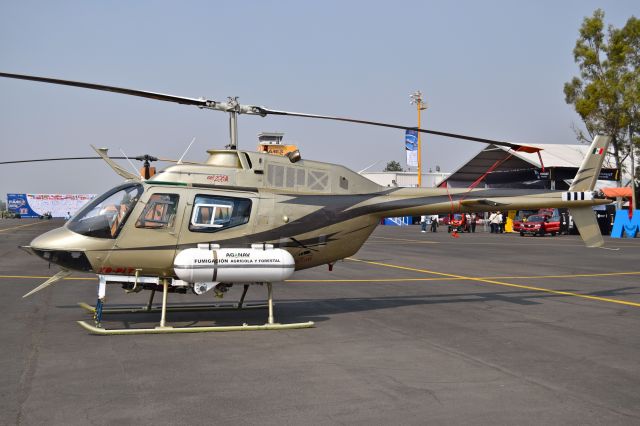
[68,183,143,238]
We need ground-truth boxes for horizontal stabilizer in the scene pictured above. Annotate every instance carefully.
[562,192,595,201]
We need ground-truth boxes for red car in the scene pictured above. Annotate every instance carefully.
[513,219,524,232]
[513,210,538,232]
[447,213,467,233]
[519,214,560,237]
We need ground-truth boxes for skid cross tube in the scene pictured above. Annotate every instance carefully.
[77,281,314,335]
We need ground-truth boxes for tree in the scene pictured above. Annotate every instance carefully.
[384,161,403,172]
[564,9,639,187]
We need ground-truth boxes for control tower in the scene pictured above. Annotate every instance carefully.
[257,132,299,156]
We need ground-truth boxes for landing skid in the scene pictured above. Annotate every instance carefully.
[80,280,314,335]
[77,320,314,335]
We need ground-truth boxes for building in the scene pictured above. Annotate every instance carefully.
[361,171,450,188]
[440,143,626,190]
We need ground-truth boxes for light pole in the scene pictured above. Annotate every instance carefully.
[410,91,428,187]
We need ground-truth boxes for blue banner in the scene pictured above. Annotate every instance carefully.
[7,194,39,218]
[405,130,418,167]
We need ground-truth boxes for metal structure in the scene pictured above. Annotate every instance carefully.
[410,91,428,186]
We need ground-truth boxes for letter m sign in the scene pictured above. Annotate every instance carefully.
[611,210,640,238]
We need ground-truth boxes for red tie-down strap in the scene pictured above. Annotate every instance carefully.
[537,150,545,172]
[448,146,543,220]
[467,152,515,192]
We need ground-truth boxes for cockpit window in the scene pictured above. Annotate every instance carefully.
[136,194,179,229]
[189,194,251,233]
[68,183,143,238]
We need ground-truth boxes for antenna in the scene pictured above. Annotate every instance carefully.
[358,160,383,174]
[119,148,141,177]
[177,137,196,164]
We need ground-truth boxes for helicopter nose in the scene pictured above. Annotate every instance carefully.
[30,226,94,272]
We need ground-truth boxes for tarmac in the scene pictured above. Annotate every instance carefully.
[1,218,640,425]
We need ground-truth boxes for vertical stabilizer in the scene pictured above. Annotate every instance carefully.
[569,135,611,191]
[569,135,611,247]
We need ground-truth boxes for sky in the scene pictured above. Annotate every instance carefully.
[0,0,638,199]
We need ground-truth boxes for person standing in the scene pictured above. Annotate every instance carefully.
[498,211,505,233]
[488,212,498,233]
[560,211,568,235]
[430,214,438,232]
[470,213,477,233]
[420,215,428,233]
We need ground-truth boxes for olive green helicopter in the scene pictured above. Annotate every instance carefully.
[0,72,612,335]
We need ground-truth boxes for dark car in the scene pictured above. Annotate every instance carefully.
[520,214,560,237]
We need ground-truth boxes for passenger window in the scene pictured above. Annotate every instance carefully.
[189,195,251,232]
[136,194,179,229]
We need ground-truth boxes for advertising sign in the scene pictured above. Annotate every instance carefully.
[6,194,96,218]
[610,210,640,238]
[7,194,34,217]
[405,130,418,167]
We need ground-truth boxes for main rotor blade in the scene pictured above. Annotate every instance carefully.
[259,108,541,153]
[0,72,541,153]
[0,156,182,165]
[0,72,211,108]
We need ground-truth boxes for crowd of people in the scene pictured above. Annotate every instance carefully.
[420,214,439,232]
[420,212,507,234]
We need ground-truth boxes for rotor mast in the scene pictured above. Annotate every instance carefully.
[227,97,240,150]
[197,97,267,150]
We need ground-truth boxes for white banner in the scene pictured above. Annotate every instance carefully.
[26,194,96,218]
[406,150,418,167]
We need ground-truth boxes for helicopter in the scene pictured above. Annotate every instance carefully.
[0,72,613,335]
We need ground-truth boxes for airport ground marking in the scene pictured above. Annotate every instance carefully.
[487,271,640,280]
[0,275,96,280]
[368,240,640,248]
[369,236,439,244]
[0,222,47,233]
[3,271,640,284]
[289,271,640,282]
[369,235,640,248]
[346,258,640,308]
